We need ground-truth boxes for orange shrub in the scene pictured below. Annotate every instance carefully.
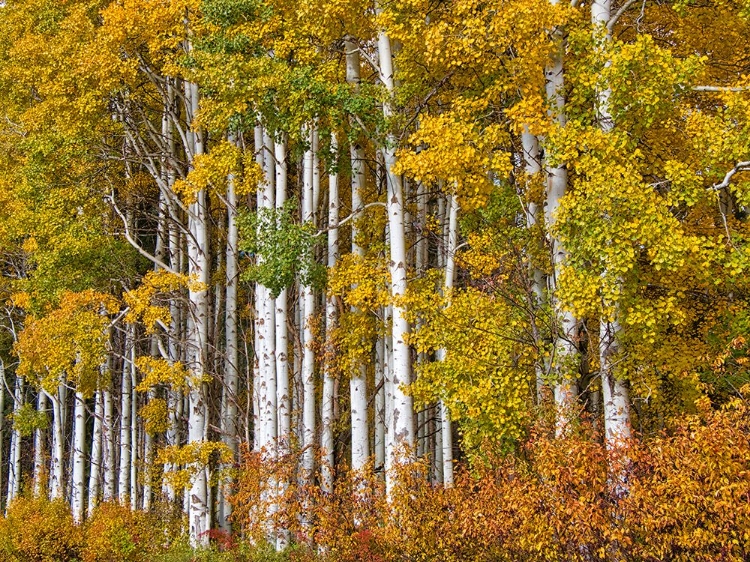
[622,406,750,561]
[232,405,750,562]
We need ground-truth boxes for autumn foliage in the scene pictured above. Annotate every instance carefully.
[0,404,745,560]
[228,405,750,562]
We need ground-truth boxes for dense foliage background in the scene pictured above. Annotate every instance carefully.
[0,0,747,558]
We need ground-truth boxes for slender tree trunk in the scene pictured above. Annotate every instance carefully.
[219,133,241,532]
[103,383,115,502]
[185,77,211,545]
[301,126,317,482]
[130,364,138,509]
[0,363,5,509]
[383,303,395,474]
[592,0,632,454]
[376,15,415,491]
[522,129,549,404]
[49,385,66,501]
[253,125,264,454]
[346,47,371,473]
[321,133,339,494]
[274,137,291,456]
[33,390,48,497]
[88,388,103,516]
[346,39,371,474]
[6,372,22,506]
[437,191,459,487]
[119,327,133,504]
[374,334,386,472]
[274,135,291,549]
[142,388,155,511]
[545,0,579,433]
[255,126,277,458]
[72,391,87,523]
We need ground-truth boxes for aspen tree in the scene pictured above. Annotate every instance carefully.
[274,137,291,457]
[522,129,548,403]
[119,327,134,504]
[72,390,86,522]
[437,190,459,487]
[49,384,66,500]
[6,373,22,506]
[301,125,317,481]
[545,0,579,433]
[321,132,339,494]
[33,391,47,498]
[102,378,116,502]
[376,3,415,489]
[591,0,631,451]
[219,133,241,531]
[88,387,103,516]
[346,37,371,474]
[274,135,291,549]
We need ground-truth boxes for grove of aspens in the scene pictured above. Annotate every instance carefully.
[0,0,747,560]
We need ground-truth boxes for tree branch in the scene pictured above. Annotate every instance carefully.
[693,85,750,92]
[712,161,750,191]
[106,193,181,275]
[607,0,640,33]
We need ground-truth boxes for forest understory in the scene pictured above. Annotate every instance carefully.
[0,0,748,560]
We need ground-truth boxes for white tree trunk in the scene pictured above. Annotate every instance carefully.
[274,136,290,549]
[600,320,630,443]
[522,129,548,403]
[415,182,427,460]
[119,327,133,504]
[219,134,241,532]
[6,373,22,506]
[130,365,138,509]
[545,0,579,433]
[377,22,415,490]
[252,124,264,454]
[374,333,386,471]
[345,39,371,474]
[102,383,116,502]
[592,0,632,453]
[301,126,316,480]
[180,75,212,546]
[321,133,339,494]
[49,385,66,501]
[437,191,459,487]
[383,304,395,474]
[71,391,86,523]
[33,390,48,498]
[88,388,103,516]
[256,127,277,457]
[0,363,5,507]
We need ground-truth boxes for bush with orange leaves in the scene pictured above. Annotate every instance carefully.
[231,404,750,561]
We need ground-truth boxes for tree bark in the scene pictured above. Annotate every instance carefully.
[545,0,579,433]
[72,391,87,523]
[376,10,415,492]
[321,133,339,494]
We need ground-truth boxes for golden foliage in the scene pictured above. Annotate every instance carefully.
[124,270,188,334]
[15,290,118,396]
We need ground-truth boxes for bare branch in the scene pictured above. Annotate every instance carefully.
[693,85,750,93]
[712,161,750,191]
[607,0,640,33]
[315,201,387,235]
[106,193,181,275]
